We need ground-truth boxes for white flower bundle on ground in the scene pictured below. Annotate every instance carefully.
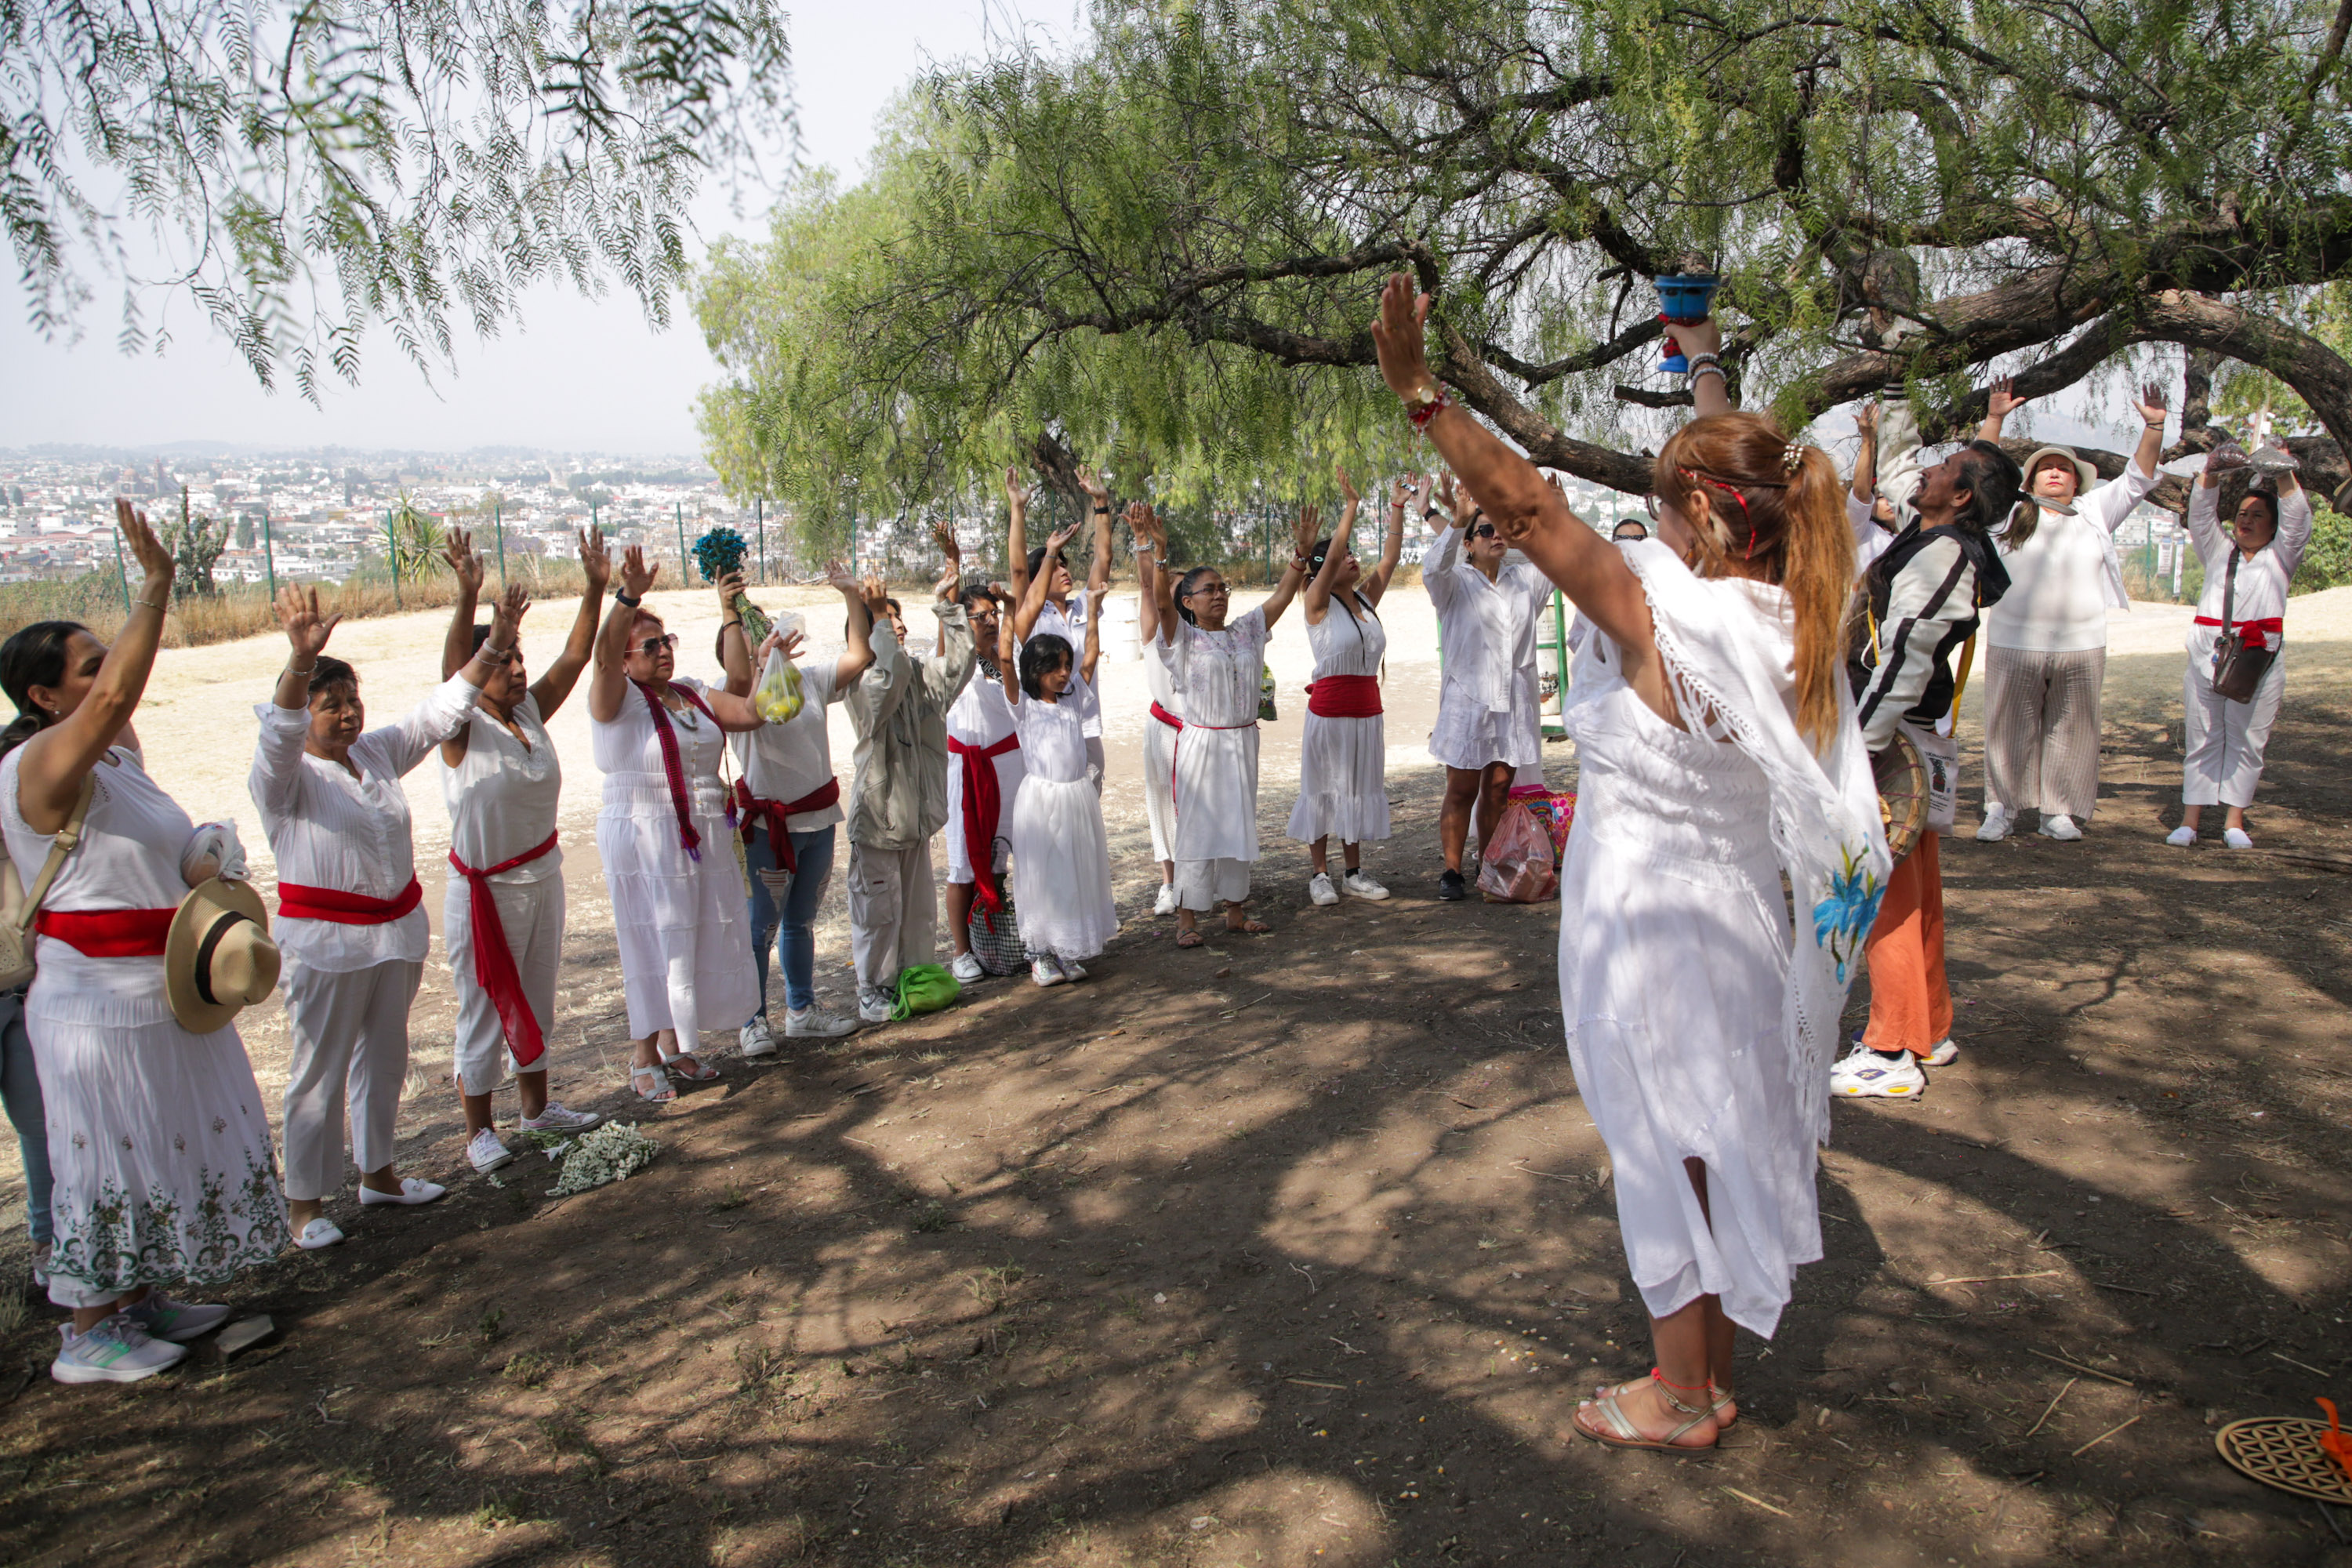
[546,1122,662,1197]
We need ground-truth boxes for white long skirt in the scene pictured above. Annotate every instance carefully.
[1011,775,1118,961]
[1144,717,1179,864]
[31,952,288,1307]
[1557,808,1817,1338]
[946,746,1027,883]
[1171,725,1261,865]
[1288,711,1390,844]
[596,793,759,1044]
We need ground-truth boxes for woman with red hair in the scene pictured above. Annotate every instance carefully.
[1372,277,1889,1454]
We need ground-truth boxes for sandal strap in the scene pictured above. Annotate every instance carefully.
[1652,1373,1711,1419]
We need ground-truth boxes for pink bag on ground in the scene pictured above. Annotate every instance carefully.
[1475,803,1559,903]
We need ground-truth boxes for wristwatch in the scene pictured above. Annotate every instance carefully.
[615,590,641,608]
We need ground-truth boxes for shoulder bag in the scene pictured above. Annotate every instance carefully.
[0,773,99,990]
[2212,549,2278,704]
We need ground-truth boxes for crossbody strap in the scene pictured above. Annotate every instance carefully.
[17,773,98,934]
[2223,545,2241,633]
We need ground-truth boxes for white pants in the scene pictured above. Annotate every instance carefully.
[445,877,564,1096]
[1176,857,1252,913]
[281,957,423,1201]
[2183,639,2285,808]
[848,840,937,992]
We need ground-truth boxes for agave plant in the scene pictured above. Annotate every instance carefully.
[388,495,446,581]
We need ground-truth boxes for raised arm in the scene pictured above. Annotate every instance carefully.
[1851,403,1880,508]
[441,528,485,680]
[1142,510,1181,646]
[531,525,611,720]
[589,546,659,723]
[1078,586,1104,686]
[996,583,1022,704]
[252,585,341,822]
[1303,484,1352,622]
[1127,503,1164,646]
[714,568,757,695]
[1079,465,1114,595]
[825,560,875,689]
[1015,523,1076,641]
[1254,505,1316,633]
[1976,376,2022,445]
[2275,470,2315,577]
[1370,274,1660,695]
[1365,474,1409,604]
[1004,465,1033,612]
[377,583,517,771]
[18,500,174,829]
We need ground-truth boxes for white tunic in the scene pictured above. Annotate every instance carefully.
[2186,482,2314,655]
[1142,637,1182,864]
[1288,594,1391,844]
[1031,597,1101,739]
[590,677,758,1037]
[441,694,563,883]
[1008,694,1116,960]
[1425,525,1550,771]
[1160,607,1267,865]
[2,744,286,1296]
[250,672,480,971]
[728,661,846,831]
[944,665,1026,882]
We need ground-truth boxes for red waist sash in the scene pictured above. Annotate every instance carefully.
[277,877,423,925]
[1306,674,1383,718]
[448,833,559,1066]
[947,733,1022,927]
[1149,701,1184,731]
[34,907,175,957]
[731,777,843,872]
[2194,614,2285,648]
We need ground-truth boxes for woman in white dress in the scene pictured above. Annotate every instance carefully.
[1136,504,1309,947]
[435,528,612,1174]
[1289,466,1408,904]
[942,580,1025,982]
[588,546,771,1100]
[3,501,285,1383]
[1374,280,1888,1453]
[1425,475,1555,901]
[252,582,523,1249]
[1134,523,1184,915]
[2172,449,2314,848]
[1000,587,1116,983]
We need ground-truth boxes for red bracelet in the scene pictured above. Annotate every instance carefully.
[1407,387,1453,431]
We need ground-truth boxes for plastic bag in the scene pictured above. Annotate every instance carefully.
[1475,803,1559,903]
[1507,786,1576,861]
[891,964,962,1021]
[753,644,805,724]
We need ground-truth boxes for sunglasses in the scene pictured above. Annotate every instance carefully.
[1468,521,1500,540]
[630,633,680,655]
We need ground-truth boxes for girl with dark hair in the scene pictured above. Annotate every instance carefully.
[1137,506,1310,947]
[252,579,527,1248]
[2172,448,2312,848]
[1287,464,1406,903]
[588,546,771,1096]
[1008,463,1114,789]
[434,528,612,1174]
[1373,278,1889,1454]
[8,501,287,1383]
[998,587,1114,985]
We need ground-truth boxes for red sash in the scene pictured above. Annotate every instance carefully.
[947,733,1022,926]
[277,877,423,924]
[1306,674,1383,718]
[2194,614,2285,649]
[448,833,559,1066]
[731,777,843,872]
[1149,701,1184,731]
[34,907,175,957]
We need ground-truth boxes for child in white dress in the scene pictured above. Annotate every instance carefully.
[1374,279,1888,1454]
[999,588,1115,985]
[1288,466,1410,904]
[1131,505,1182,916]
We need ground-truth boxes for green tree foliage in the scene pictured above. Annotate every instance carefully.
[5,0,794,398]
[694,0,2352,543]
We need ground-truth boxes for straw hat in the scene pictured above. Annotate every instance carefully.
[2022,445,2098,502]
[166,878,279,1033]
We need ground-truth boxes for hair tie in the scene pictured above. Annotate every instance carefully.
[1781,443,1804,474]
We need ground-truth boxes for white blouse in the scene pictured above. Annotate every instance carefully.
[1030,597,1100,738]
[251,671,480,971]
[1425,524,1551,714]
[1160,607,1268,728]
[728,660,845,832]
[2187,483,2315,648]
[441,693,563,884]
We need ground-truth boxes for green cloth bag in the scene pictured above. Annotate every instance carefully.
[891,964,961,1022]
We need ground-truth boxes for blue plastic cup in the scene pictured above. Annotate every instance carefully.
[1656,274,1720,373]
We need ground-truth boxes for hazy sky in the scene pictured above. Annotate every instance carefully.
[0,3,1072,456]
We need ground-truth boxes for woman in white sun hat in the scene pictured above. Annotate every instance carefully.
[1973,382,2169,843]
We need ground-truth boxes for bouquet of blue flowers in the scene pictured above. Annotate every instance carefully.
[691,527,771,642]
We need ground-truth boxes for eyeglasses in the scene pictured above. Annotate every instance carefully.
[1468,521,1500,540]
[630,633,679,655]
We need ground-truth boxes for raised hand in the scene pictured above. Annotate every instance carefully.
[619,545,658,599]
[1292,503,1323,557]
[1371,273,1436,401]
[779,627,808,662]
[860,575,890,619]
[1390,474,1413,510]
[1044,521,1080,557]
[823,559,857,594]
[1336,463,1359,507]
[1410,474,1435,524]
[445,528,485,595]
[714,568,746,612]
[116,499,173,590]
[491,582,530,642]
[1436,472,1458,517]
[2135,381,2169,429]
[1986,376,2024,422]
[1854,402,1880,440]
[1004,465,1031,514]
[1076,465,1110,508]
[932,521,962,570]
[578,526,612,593]
[276,585,342,661]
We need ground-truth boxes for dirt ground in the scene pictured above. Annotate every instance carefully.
[2,582,2351,1566]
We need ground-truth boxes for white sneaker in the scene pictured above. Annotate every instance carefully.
[786,1005,857,1039]
[52,1314,187,1384]
[520,1102,602,1134]
[1152,883,1178,917]
[1307,873,1340,906]
[2038,813,2083,841]
[2166,826,2198,848]
[358,1177,446,1207]
[857,988,895,1025]
[1061,959,1088,982]
[2223,826,2255,849]
[293,1217,344,1250]
[948,951,986,983]
[468,1128,515,1173]
[1341,870,1391,901]
[1029,956,1068,988]
[125,1291,232,1343]
[1975,806,2013,842]
[739,1014,779,1058]
[1830,1047,1927,1098]
[1923,1039,1958,1068]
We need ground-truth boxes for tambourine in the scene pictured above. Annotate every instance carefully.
[1872,728,1930,862]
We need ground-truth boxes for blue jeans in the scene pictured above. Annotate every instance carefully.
[0,995,52,1247]
[745,823,837,1017]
